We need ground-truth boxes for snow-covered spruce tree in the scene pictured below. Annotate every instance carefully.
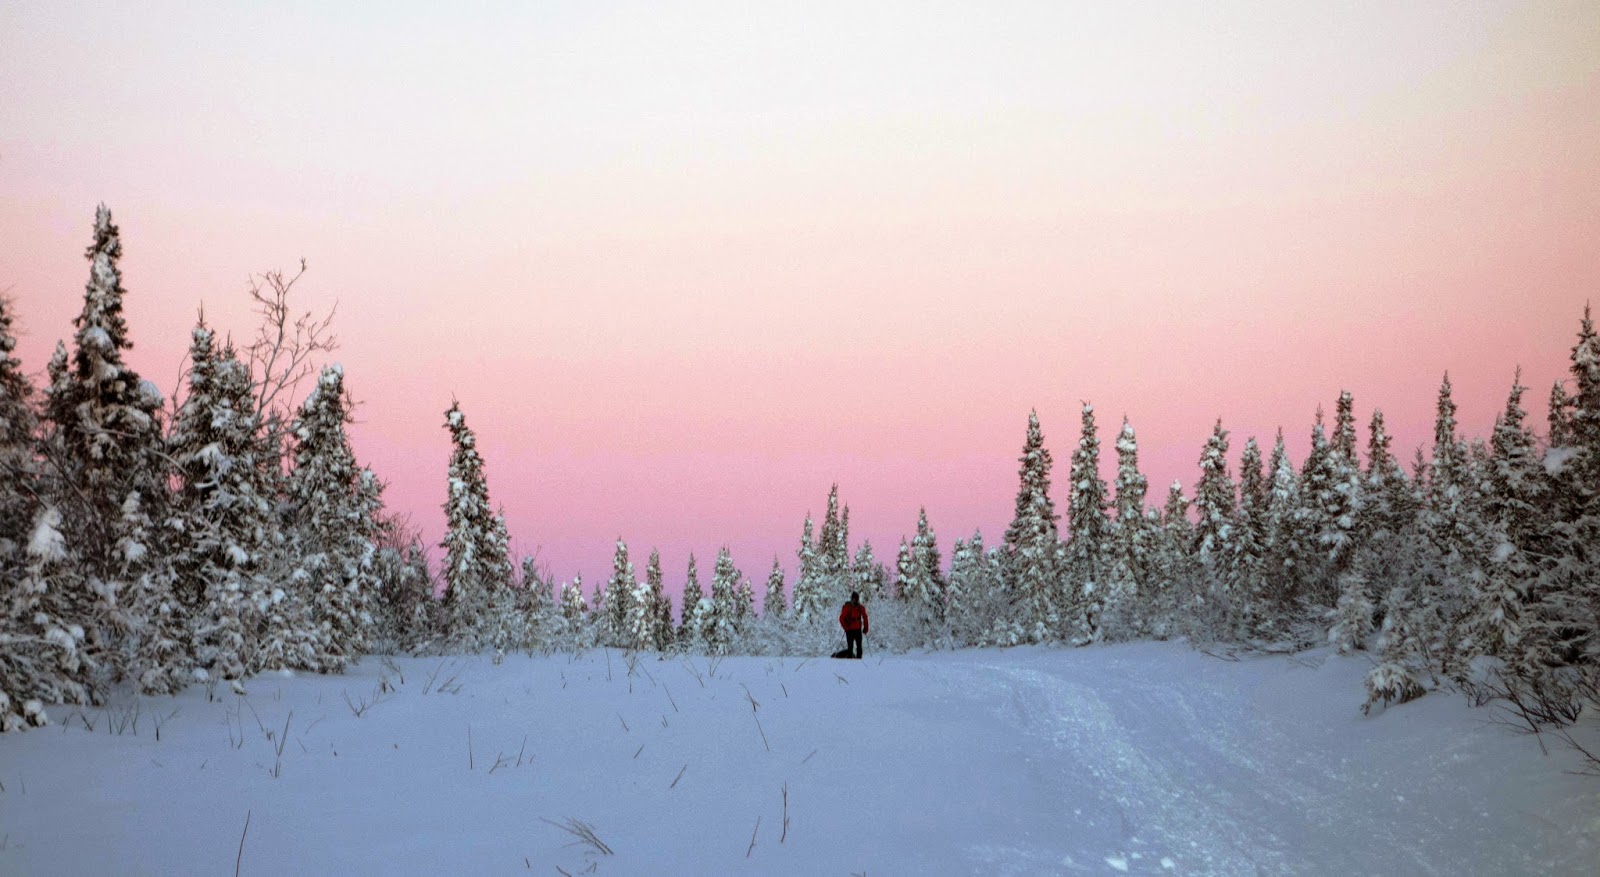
[897,507,947,645]
[169,325,290,688]
[641,549,674,652]
[835,504,852,599]
[732,573,756,644]
[1421,372,1492,681]
[1328,570,1375,655]
[1149,481,1195,638]
[762,557,787,620]
[1547,380,1572,447]
[371,538,437,652]
[510,556,550,653]
[0,294,37,559]
[1003,410,1062,643]
[0,296,63,729]
[553,574,587,649]
[818,485,852,600]
[284,366,386,669]
[1527,307,1600,683]
[1458,373,1544,667]
[1294,412,1341,606]
[1229,436,1270,638]
[1065,403,1112,641]
[851,541,886,603]
[435,401,513,654]
[1,509,95,729]
[1362,409,1415,541]
[1190,420,1237,637]
[1324,393,1365,579]
[39,205,175,689]
[1104,418,1152,640]
[893,538,912,602]
[791,514,827,622]
[1260,430,1305,616]
[602,539,637,649]
[699,547,743,655]
[948,531,1005,647]
[678,554,705,646]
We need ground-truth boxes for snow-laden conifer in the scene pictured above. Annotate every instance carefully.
[1229,436,1270,638]
[851,541,885,603]
[1191,420,1236,634]
[40,205,174,687]
[762,557,787,619]
[1459,373,1542,666]
[555,574,588,649]
[1104,418,1152,640]
[678,554,705,645]
[791,514,828,621]
[603,539,637,648]
[170,325,295,688]
[899,507,947,641]
[1065,404,1111,640]
[283,367,385,671]
[1150,481,1195,636]
[0,294,37,558]
[435,401,512,653]
[701,547,744,655]
[1003,410,1061,643]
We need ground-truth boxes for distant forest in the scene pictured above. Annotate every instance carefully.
[4,206,1598,772]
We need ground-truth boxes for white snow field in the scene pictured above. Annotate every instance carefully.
[1,642,1596,876]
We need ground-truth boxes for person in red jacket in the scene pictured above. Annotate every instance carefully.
[839,592,869,659]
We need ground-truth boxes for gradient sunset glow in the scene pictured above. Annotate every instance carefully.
[4,1,1598,602]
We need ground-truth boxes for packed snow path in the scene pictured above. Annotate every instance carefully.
[1,642,1595,875]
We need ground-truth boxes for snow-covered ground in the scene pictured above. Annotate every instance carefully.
[1,641,1595,875]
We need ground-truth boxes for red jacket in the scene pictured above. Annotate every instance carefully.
[839,601,868,634]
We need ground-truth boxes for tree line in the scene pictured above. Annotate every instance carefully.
[3,207,1597,750]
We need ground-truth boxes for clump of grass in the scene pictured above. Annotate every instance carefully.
[541,817,614,856]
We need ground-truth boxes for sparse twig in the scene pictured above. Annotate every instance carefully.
[781,782,790,843]
[235,809,251,877]
[540,817,614,856]
[669,763,687,789]
[746,815,762,858]
[744,686,771,752]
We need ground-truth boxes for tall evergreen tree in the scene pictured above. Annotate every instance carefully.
[40,205,174,687]
[897,508,946,643]
[791,514,827,621]
[1065,404,1112,639]
[1151,481,1195,636]
[436,400,508,653]
[171,325,300,688]
[0,294,37,558]
[604,539,637,648]
[1548,380,1572,447]
[1105,418,1152,639]
[286,367,386,669]
[0,297,78,729]
[1459,373,1543,666]
[762,557,787,619]
[851,540,885,603]
[1229,436,1269,637]
[1191,420,1238,635]
[1262,430,1307,616]
[679,553,705,644]
[1003,410,1061,643]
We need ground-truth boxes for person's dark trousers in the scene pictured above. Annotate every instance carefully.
[845,629,863,659]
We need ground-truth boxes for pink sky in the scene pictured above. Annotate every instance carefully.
[3,2,1598,601]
